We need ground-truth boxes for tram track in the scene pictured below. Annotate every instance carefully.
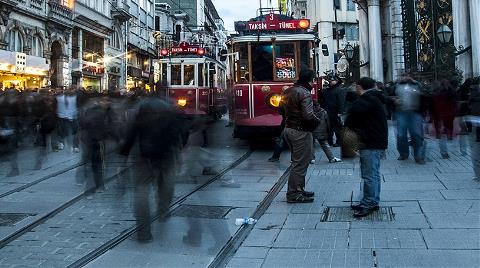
[0,159,132,249]
[66,149,253,268]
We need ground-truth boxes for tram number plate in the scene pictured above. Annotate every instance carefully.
[236,90,243,97]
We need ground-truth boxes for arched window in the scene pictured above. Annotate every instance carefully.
[110,31,121,49]
[31,35,43,57]
[9,30,23,52]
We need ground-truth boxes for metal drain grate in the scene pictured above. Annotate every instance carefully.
[321,206,394,222]
[0,213,33,226]
[170,205,233,219]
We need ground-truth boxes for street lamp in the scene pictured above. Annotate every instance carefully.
[344,43,355,61]
[436,24,453,44]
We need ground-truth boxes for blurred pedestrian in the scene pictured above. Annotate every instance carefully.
[321,75,345,147]
[345,77,388,217]
[34,90,57,170]
[282,69,320,203]
[121,96,184,242]
[311,100,341,163]
[392,74,427,164]
[431,79,457,159]
[469,79,480,180]
[0,89,20,177]
[77,96,112,192]
[55,88,79,152]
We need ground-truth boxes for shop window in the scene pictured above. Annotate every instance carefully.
[9,30,23,52]
[274,43,296,80]
[251,43,273,82]
[347,0,356,11]
[184,64,195,86]
[198,63,204,87]
[31,35,43,57]
[171,64,181,85]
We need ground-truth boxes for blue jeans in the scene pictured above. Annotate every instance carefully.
[395,111,425,161]
[359,149,383,208]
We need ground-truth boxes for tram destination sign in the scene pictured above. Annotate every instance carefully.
[246,14,310,31]
[169,42,205,55]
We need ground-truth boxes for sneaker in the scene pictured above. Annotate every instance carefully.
[397,156,408,161]
[329,157,342,163]
[415,159,426,165]
[441,153,450,159]
[351,203,379,211]
[310,159,316,164]
[302,190,314,197]
[57,142,64,150]
[268,157,280,162]
[202,167,218,176]
[353,207,378,217]
[287,194,314,203]
[73,147,80,153]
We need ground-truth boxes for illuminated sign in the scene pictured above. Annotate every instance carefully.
[246,14,310,31]
[168,42,205,55]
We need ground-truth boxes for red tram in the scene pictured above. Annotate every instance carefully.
[155,42,228,119]
[228,12,321,139]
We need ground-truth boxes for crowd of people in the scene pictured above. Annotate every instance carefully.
[276,70,480,218]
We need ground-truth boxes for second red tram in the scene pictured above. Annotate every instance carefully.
[229,12,321,139]
[155,42,228,119]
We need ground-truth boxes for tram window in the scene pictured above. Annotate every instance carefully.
[171,64,181,85]
[161,63,168,86]
[299,41,312,69]
[198,64,204,87]
[184,64,195,86]
[251,44,273,81]
[236,43,249,82]
[274,43,296,80]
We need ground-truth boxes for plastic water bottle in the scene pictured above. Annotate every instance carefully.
[235,218,257,226]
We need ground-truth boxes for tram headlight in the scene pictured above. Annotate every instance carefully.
[269,94,282,108]
[177,98,187,107]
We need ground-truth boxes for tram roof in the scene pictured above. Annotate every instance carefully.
[156,55,226,68]
[229,33,316,43]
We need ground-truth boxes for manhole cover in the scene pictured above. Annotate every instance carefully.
[170,205,233,219]
[0,213,33,226]
[321,207,394,222]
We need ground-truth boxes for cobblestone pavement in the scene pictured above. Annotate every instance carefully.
[228,129,480,268]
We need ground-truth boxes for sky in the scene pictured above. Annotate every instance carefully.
[212,0,279,33]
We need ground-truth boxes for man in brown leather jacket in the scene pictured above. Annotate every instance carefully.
[282,69,320,203]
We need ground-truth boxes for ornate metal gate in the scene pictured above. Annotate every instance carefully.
[401,0,457,80]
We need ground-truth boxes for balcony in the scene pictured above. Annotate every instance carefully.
[111,0,132,23]
[47,0,73,28]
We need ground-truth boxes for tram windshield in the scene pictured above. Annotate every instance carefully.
[233,40,313,83]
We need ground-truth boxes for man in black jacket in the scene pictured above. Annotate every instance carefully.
[345,77,388,217]
[321,76,345,147]
[283,69,320,203]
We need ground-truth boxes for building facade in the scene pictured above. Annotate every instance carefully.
[287,0,360,77]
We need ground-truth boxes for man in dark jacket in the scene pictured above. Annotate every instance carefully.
[345,77,388,217]
[283,69,320,203]
[321,76,345,147]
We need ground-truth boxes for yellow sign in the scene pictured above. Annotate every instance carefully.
[279,0,288,14]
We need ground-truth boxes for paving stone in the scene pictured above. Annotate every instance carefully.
[419,200,479,213]
[262,249,373,268]
[381,190,445,201]
[350,214,430,229]
[382,182,446,191]
[425,213,480,228]
[254,213,288,230]
[273,229,349,249]
[348,229,426,249]
[421,229,480,249]
[375,249,480,268]
[232,246,270,259]
[226,257,263,268]
[441,189,480,199]
[289,202,326,214]
[314,222,350,230]
[242,228,281,247]
[282,213,324,229]
[382,174,438,182]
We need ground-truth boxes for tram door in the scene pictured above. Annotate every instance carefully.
[208,62,215,108]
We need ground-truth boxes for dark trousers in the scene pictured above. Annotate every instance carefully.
[284,128,313,197]
[57,118,79,148]
[271,131,288,159]
[327,115,343,145]
[134,156,176,237]
[78,139,105,190]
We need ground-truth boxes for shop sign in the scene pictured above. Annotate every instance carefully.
[246,14,310,31]
[15,53,26,73]
[142,71,150,78]
[83,64,105,75]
